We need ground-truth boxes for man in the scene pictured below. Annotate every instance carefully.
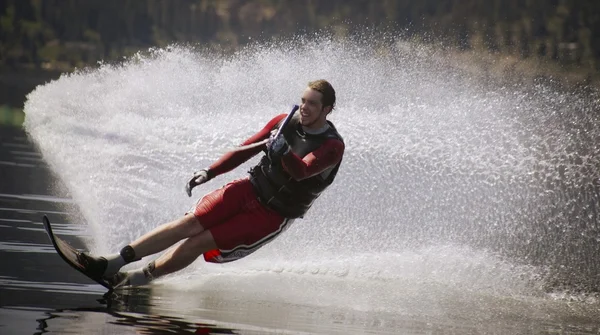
[84,79,345,287]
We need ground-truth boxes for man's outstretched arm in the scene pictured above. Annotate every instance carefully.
[185,114,286,196]
[207,114,286,177]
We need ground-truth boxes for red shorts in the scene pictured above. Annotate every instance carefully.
[191,178,294,263]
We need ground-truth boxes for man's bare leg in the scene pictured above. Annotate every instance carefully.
[101,214,205,277]
[129,214,205,257]
[120,230,218,286]
[151,230,218,277]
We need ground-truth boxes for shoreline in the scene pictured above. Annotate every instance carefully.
[0,68,64,109]
[0,105,25,127]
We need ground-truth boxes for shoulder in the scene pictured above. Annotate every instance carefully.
[265,114,288,129]
[323,138,345,151]
[320,138,345,162]
[248,114,289,142]
[309,138,344,166]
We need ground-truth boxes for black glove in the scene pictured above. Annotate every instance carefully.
[267,133,290,161]
[185,169,211,197]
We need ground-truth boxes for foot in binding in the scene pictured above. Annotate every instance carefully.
[107,261,156,289]
[76,252,108,281]
[106,271,131,289]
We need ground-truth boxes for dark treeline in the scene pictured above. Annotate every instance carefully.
[1,0,599,81]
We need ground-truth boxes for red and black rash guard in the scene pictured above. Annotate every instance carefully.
[208,114,344,181]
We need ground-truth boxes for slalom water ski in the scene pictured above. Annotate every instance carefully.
[42,215,114,291]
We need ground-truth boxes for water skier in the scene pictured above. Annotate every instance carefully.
[83,80,345,287]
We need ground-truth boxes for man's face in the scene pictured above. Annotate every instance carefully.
[300,88,329,128]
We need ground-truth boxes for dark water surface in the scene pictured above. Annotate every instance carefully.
[3,125,600,335]
[0,126,242,334]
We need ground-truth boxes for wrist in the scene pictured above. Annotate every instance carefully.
[203,168,214,180]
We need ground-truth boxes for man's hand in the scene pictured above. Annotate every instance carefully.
[185,169,210,197]
[267,133,290,161]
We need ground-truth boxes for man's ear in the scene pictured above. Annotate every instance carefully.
[324,105,333,115]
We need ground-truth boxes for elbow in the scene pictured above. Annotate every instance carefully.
[285,168,307,181]
[290,173,308,181]
[281,163,308,181]
[280,155,311,181]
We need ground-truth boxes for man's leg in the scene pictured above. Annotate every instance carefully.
[100,214,205,278]
[129,214,205,258]
[110,178,257,286]
[121,229,218,285]
[150,230,218,277]
[116,209,289,286]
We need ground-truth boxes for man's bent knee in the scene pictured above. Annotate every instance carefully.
[185,230,218,253]
[169,214,205,238]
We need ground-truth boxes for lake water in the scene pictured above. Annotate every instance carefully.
[2,35,600,334]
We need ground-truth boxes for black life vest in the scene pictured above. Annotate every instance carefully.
[249,115,344,218]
